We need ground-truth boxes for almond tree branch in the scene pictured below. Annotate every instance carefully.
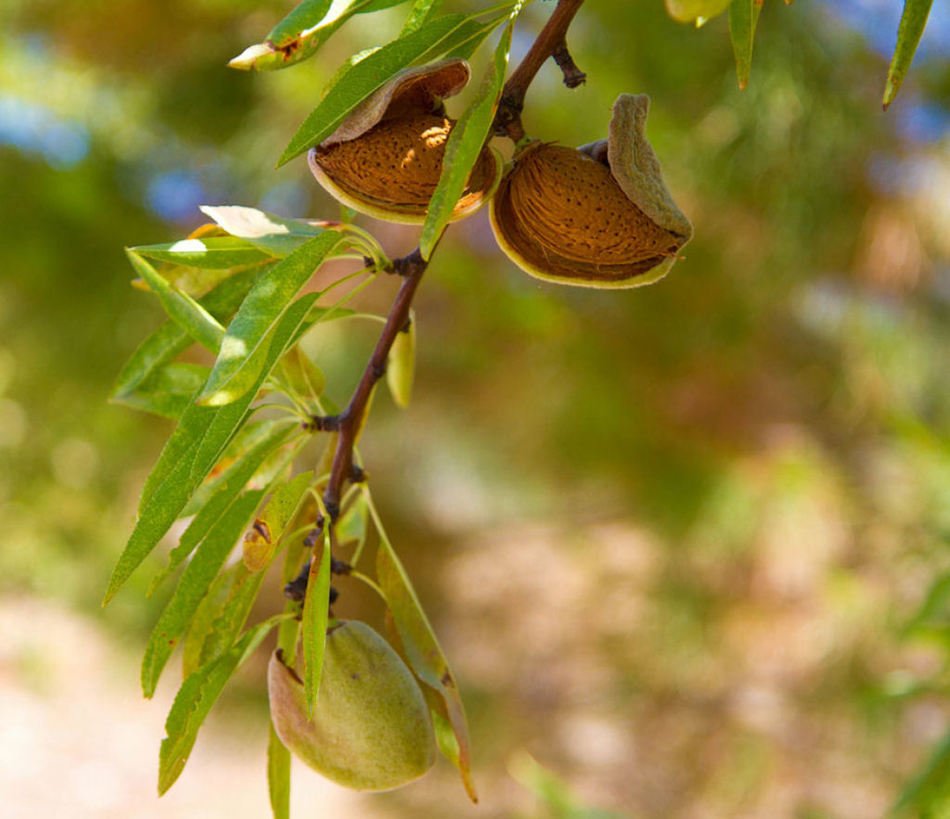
[493,0,586,141]
[313,249,427,521]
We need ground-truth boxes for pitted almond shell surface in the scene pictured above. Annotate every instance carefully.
[268,620,435,792]
[310,115,502,224]
[490,94,692,289]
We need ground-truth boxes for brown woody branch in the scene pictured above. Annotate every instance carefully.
[493,0,587,141]
[311,249,427,521]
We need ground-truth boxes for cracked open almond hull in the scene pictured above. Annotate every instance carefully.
[490,94,692,289]
[306,59,502,225]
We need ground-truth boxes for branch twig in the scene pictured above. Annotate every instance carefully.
[314,249,427,521]
[494,0,586,141]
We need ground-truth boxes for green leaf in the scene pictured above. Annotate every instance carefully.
[111,362,209,420]
[151,421,297,592]
[278,13,470,165]
[158,614,287,795]
[664,0,731,24]
[278,345,326,404]
[103,293,319,605]
[268,725,292,819]
[126,250,226,353]
[198,205,329,258]
[386,309,416,409]
[142,489,265,698]
[883,0,934,110]
[267,0,334,47]
[198,232,347,407]
[243,470,315,572]
[400,0,444,35]
[229,0,410,72]
[112,267,263,400]
[419,17,513,259]
[134,236,273,269]
[182,561,267,678]
[892,730,950,816]
[301,531,332,716]
[376,527,477,801]
[728,0,762,90]
[442,12,510,61]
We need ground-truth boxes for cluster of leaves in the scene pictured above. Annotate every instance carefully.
[667,0,933,103]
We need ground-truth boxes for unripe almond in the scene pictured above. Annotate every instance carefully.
[490,94,692,288]
[268,620,436,791]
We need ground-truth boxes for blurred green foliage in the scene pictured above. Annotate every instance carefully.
[2,1,949,816]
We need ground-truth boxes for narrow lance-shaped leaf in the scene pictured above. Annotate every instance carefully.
[230,0,410,72]
[199,205,331,258]
[375,515,477,801]
[150,421,297,593]
[158,614,289,795]
[181,560,267,677]
[278,13,470,165]
[267,0,333,47]
[126,250,225,353]
[302,529,332,716]
[141,489,265,697]
[103,293,320,604]
[892,730,950,816]
[386,309,416,409]
[420,15,515,259]
[443,11,511,61]
[728,0,762,91]
[268,725,292,819]
[112,362,209,420]
[400,0,444,35]
[112,266,264,400]
[884,0,934,110]
[198,231,347,407]
[243,470,315,573]
[133,236,272,270]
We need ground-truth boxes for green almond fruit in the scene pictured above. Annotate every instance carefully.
[268,620,436,791]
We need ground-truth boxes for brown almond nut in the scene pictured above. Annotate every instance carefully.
[307,60,502,224]
[490,94,692,289]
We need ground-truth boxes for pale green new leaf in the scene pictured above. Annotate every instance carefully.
[134,236,272,269]
[142,489,265,698]
[278,13,470,165]
[386,309,416,409]
[125,250,225,353]
[884,0,934,110]
[419,16,515,259]
[198,205,328,258]
[302,532,332,715]
[198,232,347,407]
[728,0,762,90]
[243,470,315,573]
[267,0,334,47]
[111,362,209,420]
[158,614,287,795]
[112,267,263,400]
[103,294,319,604]
[665,0,731,24]
[268,725,292,819]
[376,525,476,801]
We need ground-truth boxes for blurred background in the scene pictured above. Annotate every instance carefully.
[2,0,949,817]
